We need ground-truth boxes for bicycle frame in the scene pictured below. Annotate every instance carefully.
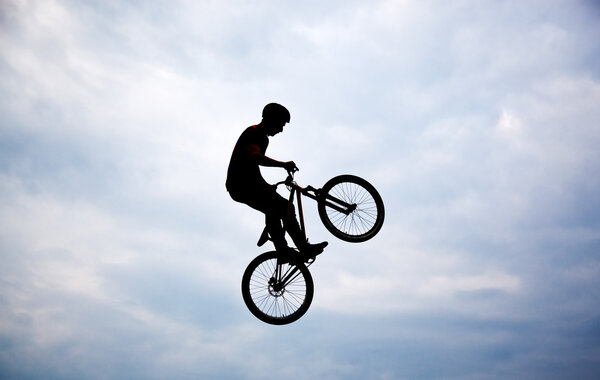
[278,173,358,239]
[243,172,384,324]
[261,172,359,288]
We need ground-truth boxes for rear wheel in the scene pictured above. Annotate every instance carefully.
[318,175,384,242]
[241,251,314,325]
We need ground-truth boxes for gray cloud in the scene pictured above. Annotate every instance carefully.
[1,0,599,379]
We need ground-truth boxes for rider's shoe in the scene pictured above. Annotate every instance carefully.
[277,242,328,264]
[300,241,328,260]
[277,246,302,264]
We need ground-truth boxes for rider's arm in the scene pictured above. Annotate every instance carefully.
[247,144,297,172]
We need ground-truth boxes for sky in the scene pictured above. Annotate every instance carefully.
[1,0,599,379]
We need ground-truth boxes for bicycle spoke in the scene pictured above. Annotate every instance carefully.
[247,257,308,319]
[322,178,381,239]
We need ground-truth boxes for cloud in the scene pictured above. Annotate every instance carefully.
[1,0,600,379]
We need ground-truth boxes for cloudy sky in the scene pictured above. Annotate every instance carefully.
[1,0,599,378]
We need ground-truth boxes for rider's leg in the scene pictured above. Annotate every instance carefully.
[231,188,293,252]
[264,213,288,251]
[251,191,313,252]
[280,202,307,248]
[276,198,328,255]
[231,187,326,255]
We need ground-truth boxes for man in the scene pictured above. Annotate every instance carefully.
[226,103,327,259]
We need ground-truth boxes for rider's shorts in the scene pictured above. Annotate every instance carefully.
[228,187,290,218]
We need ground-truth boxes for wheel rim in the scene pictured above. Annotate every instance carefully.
[248,257,309,320]
[325,181,380,238]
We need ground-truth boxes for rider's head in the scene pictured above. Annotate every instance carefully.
[261,103,290,136]
[263,103,290,123]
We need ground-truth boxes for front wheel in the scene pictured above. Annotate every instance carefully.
[241,251,314,325]
[318,175,385,242]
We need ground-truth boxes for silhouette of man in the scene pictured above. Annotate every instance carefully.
[226,103,327,259]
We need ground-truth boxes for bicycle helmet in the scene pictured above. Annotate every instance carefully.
[262,103,290,123]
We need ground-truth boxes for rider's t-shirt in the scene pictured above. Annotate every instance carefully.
[226,125,270,193]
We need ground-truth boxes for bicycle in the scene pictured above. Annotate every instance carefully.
[241,171,385,325]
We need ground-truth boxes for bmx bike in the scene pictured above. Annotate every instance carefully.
[241,171,384,325]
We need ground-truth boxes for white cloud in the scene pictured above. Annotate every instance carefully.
[1,0,600,378]
[496,109,522,142]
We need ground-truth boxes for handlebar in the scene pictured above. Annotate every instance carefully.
[274,169,298,189]
[273,170,321,202]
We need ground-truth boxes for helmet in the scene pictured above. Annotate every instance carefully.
[262,103,290,123]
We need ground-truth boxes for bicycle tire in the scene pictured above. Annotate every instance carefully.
[241,251,314,325]
[318,175,385,242]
